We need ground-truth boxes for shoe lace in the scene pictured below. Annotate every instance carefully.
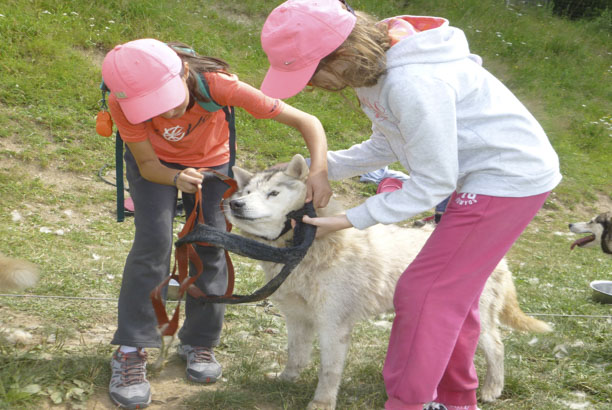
[119,350,148,386]
[191,346,214,363]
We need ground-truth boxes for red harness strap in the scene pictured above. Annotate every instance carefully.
[149,169,237,338]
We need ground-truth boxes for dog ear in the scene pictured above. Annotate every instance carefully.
[285,154,309,181]
[232,166,253,188]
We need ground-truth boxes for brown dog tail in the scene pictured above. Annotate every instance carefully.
[500,281,552,333]
[0,255,39,291]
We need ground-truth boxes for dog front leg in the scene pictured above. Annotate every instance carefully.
[478,324,504,401]
[308,322,352,410]
[280,312,316,382]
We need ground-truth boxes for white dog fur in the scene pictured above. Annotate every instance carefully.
[0,253,39,292]
[225,154,551,409]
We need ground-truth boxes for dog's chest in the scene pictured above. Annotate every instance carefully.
[258,257,319,303]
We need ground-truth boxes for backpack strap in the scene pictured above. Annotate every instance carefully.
[98,79,125,222]
[115,131,125,222]
[223,106,236,178]
[194,73,224,112]
[196,73,236,178]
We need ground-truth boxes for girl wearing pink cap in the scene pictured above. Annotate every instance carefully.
[260,1,561,410]
[101,38,331,408]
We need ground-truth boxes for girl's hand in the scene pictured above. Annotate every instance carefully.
[175,168,203,193]
[301,214,352,238]
[306,171,333,209]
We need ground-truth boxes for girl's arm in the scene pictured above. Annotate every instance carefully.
[204,73,332,208]
[272,104,332,208]
[325,126,397,180]
[126,140,203,193]
[302,214,353,238]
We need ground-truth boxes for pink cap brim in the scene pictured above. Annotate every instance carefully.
[260,61,319,99]
[118,74,186,124]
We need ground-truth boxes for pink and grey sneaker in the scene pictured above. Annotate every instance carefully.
[109,348,151,408]
[177,344,222,383]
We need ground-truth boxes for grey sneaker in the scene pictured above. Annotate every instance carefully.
[177,344,222,383]
[109,348,151,409]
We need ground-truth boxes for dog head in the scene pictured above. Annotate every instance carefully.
[569,212,611,254]
[224,154,309,240]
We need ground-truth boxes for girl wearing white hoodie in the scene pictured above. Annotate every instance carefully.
[260,1,561,409]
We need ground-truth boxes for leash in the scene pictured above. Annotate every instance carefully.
[149,170,316,366]
[601,217,611,254]
[149,169,236,344]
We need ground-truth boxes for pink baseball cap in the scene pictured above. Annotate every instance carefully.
[101,39,186,124]
[260,0,356,99]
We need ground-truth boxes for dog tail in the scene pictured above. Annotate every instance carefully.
[0,255,39,291]
[500,281,552,333]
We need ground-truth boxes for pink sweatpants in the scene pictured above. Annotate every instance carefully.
[384,191,550,409]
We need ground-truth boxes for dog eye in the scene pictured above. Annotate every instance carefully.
[267,190,279,198]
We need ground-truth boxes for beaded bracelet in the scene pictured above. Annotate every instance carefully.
[173,171,181,187]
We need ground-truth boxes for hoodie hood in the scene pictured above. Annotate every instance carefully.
[384,16,478,68]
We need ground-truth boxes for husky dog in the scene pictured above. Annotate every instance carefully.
[569,212,612,255]
[225,154,551,409]
[0,253,39,291]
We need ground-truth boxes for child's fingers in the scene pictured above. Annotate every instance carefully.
[305,185,314,203]
[302,215,317,225]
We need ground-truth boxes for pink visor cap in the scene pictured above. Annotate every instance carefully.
[101,39,185,124]
[260,0,356,99]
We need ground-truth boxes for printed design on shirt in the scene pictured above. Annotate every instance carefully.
[159,117,206,143]
[359,97,389,122]
[454,193,478,206]
[163,125,185,142]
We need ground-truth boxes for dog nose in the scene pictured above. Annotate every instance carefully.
[568,223,573,229]
[230,199,244,211]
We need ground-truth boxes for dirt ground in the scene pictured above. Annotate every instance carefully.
[1,305,230,410]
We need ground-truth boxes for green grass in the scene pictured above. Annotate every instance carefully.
[0,0,611,408]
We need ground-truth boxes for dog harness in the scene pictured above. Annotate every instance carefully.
[148,170,316,364]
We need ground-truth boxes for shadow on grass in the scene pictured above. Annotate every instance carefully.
[183,358,387,410]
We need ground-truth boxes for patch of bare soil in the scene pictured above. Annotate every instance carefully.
[1,306,222,409]
[574,193,612,216]
[86,352,221,410]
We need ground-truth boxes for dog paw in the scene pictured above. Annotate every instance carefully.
[480,385,502,402]
[278,370,299,382]
[266,371,299,382]
[264,372,282,380]
[307,400,335,410]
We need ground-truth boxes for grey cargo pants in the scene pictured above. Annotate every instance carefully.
[111,148,229,348]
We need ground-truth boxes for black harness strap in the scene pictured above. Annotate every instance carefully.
[174,202,317,304]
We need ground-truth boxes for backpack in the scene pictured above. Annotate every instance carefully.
[96,73,237,222]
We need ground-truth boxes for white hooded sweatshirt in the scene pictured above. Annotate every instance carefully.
[326,16,562,229]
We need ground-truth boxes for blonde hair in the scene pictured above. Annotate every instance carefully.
[316,11,390,91]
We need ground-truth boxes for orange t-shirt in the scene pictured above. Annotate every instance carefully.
[109,71,285,167]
